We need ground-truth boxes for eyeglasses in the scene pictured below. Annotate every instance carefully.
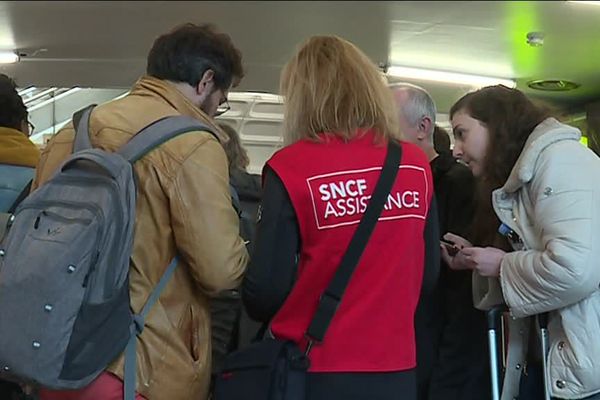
[215,100,231,117]
[27,121,35,136]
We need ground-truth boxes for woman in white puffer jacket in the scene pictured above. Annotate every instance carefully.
[441,85,600,400]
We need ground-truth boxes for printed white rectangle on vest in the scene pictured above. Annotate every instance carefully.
[307,165,429,230]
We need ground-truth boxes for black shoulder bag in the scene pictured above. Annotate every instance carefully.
[214,141,402,400]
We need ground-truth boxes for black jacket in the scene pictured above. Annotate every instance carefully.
[416,152,490,400]
[210,169,262,374]
[430,151,475,238]
[229,169,261,244]
[230,169,261,222]
[430,151,477,314]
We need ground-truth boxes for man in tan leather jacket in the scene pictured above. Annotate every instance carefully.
[34,23,249,400]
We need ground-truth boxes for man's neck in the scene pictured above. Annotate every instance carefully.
[422,145,439,162]
[169,81,196,101]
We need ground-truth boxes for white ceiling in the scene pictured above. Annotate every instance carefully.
[1,1,599,112]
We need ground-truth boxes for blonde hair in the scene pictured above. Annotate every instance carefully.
[280,35,400,145]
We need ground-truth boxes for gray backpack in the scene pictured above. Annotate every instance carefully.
[0,105,214,400]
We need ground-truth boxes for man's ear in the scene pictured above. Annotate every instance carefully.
[418,116,433,140]
[196,69,216,96]
[20,120,29,136]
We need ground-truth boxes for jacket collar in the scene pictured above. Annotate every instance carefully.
[130,76,228,143]
[0,126,40,167]
[503,118,581,193]
[430,151,458,175]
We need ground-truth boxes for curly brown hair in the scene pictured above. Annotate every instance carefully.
[450,85,549,246]
[147,23,244,90]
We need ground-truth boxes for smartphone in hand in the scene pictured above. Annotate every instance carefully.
[440,239,460,257]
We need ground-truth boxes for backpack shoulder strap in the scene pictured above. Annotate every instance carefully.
[230,184,242,217]
[118,116,217,163]
[124,257,179,400]
[72,105,96,153]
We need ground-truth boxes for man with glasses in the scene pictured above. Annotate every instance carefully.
[0,74,39,214]
[34,23,249,400]
[27,121,35,136]
[215,99,231,117]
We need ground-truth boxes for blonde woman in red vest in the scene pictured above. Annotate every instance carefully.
[242,35,440,400]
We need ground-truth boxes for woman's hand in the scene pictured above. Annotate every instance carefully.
[443,233,472,248]
[440,233,473,269]
[460,247,506,277]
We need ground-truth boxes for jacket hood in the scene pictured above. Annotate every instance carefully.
[503,118,581,193]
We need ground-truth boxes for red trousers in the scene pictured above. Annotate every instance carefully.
[39,372,147,400]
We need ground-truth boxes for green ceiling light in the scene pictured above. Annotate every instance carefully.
[581,136,589,147]
[505,1,541,76]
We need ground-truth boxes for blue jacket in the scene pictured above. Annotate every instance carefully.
[0,164,35,212]
[0,127,39,212]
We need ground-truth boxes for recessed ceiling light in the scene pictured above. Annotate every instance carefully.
[527,79,580,91]
[0,51,19,64]
[526,32,545,47]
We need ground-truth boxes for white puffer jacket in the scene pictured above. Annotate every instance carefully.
[473,118,600,399]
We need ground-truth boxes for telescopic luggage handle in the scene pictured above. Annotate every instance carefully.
[487,304,508,400]
[538,312,550,400]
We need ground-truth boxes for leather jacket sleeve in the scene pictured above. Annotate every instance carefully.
[31,129,75,191]
[169,135,249,296]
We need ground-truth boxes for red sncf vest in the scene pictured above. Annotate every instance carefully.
[266,130,433,373]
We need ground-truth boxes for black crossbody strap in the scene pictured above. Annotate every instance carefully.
[305,140,402,346]
[8,179,32,214]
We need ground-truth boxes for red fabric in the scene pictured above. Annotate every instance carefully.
[39,372,147,400]
[266,131,433,373]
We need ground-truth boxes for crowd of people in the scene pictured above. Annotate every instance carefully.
[1,21,600,400]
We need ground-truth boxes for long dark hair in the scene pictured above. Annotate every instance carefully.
[450,85,549,246]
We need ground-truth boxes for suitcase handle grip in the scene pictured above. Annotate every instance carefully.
[487,304,508,331]
[538,312,549,329]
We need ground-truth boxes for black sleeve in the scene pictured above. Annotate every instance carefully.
[242,167,300,323]
[421,195,441,299]
[445,167,476,237]
[414,195,441,393]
